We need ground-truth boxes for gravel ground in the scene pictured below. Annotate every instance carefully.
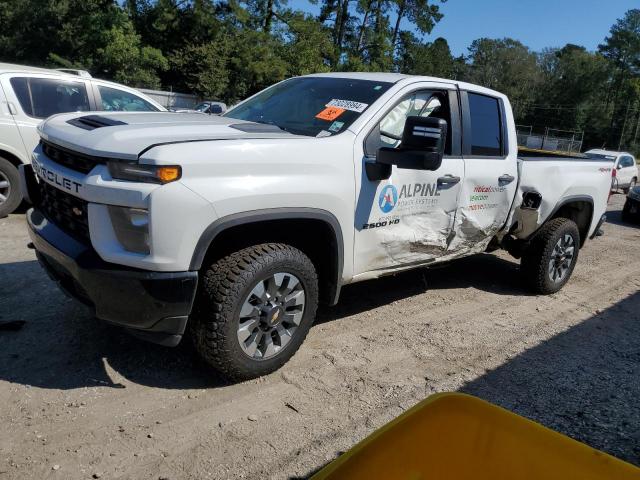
[0,194,639,479]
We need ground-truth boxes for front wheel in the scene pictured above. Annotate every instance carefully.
[521,218,580,294]
[191,243,318,381]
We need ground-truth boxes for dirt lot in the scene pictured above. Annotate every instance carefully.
[1,193,639,479]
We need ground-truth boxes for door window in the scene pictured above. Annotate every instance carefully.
[468,93,502,156]
[619,156,635,168]
[97,85,158,112]
[367,90,452,155]
[10,77,91,118]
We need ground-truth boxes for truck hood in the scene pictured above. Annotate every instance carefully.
[39,112,300,161]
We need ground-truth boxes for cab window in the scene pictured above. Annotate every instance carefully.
[619,156,635,168]
[366,90,452,155]
[468,92,502,156]
[10,77,91,119]
[97,85,158,112]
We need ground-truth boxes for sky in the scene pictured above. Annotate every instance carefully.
[289,0,638,56]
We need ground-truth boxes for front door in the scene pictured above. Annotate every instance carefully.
[0,74,94,159]
[448,91,518,255]
[353,86,464,275]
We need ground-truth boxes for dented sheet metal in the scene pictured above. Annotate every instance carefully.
[379,210,455,264]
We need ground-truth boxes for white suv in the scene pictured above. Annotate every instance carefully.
[0,62,165,216]
[585,149,638,193]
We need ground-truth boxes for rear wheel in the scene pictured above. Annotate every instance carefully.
[191,243,318,381]
[0,157,21,217]
[521,218,580,294]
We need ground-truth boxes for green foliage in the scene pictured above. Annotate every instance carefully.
[466,38,541,118]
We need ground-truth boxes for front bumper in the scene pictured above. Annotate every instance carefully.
[27,207,198,346]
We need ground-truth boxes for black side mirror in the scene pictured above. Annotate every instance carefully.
[377,116,447,171]
[209,104,223,115]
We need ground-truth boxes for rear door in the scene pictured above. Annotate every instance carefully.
[0,74,27,162]
[449,90,518,254]
[353,82,464,274]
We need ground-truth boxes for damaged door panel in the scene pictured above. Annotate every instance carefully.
[353,85,464,274]
[448,91,518,255]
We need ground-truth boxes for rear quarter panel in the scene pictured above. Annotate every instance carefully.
[515,158,611,240]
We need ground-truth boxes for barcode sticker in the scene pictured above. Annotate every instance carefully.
[326,99,368,113]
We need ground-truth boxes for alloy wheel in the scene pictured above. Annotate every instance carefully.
[237,272,306,360]
[0,170,10,206]
[548,234,575,283]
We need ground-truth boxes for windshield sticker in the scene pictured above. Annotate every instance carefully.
[328,120,345,133]
[316,130,332,138]
[326,99,368,113]
[316,106,345,121]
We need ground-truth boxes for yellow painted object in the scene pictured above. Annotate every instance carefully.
[312,393,640,480]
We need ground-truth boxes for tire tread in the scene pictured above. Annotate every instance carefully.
[191,243,318,381]
[521,217,580,294]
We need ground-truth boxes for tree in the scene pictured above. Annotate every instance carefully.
[528,45,610,146]
[281,12,334,75]
[0,0,167,88]
[396,34,462,78]
[599,9,640,147]
[390,0,443,51]
[466,38,541,118]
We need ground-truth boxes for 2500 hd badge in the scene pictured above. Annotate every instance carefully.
[32,158,82,193]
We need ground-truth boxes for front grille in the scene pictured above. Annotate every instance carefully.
[36,180,90,245]
[41,141,104,174]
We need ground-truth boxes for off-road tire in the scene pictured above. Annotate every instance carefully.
[521,218,580,294]
[191,243,318,381]
[0,158,21,218]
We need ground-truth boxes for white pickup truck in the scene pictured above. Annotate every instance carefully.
[21,73,610,380]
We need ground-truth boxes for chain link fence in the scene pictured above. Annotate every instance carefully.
[516,125,584,153]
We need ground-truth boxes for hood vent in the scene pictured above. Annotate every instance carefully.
[67,115,128,131]
[229,123,286,133]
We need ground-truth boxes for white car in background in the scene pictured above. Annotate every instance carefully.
[585,149,638,193]
[0,62,165,216]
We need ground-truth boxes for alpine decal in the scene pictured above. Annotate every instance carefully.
[378,184,398,213]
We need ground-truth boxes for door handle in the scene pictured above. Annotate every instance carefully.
[437,175,461,187]
[5,102,17,115]
[498,174,515,185]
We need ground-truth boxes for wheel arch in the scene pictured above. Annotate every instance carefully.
[190,208,344,305]
[0,147,27,169]
[545,195,594,247]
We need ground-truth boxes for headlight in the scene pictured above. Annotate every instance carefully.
[108,162,181,184]
[108,206,150,254]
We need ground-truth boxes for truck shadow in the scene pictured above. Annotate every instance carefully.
[293,291,640,478]
[0,260,227,391]
[0,252,526,391]
[317,252,529,324]
[460,291,640,465]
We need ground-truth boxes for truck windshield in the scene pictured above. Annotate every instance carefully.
[224,77,393,137]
